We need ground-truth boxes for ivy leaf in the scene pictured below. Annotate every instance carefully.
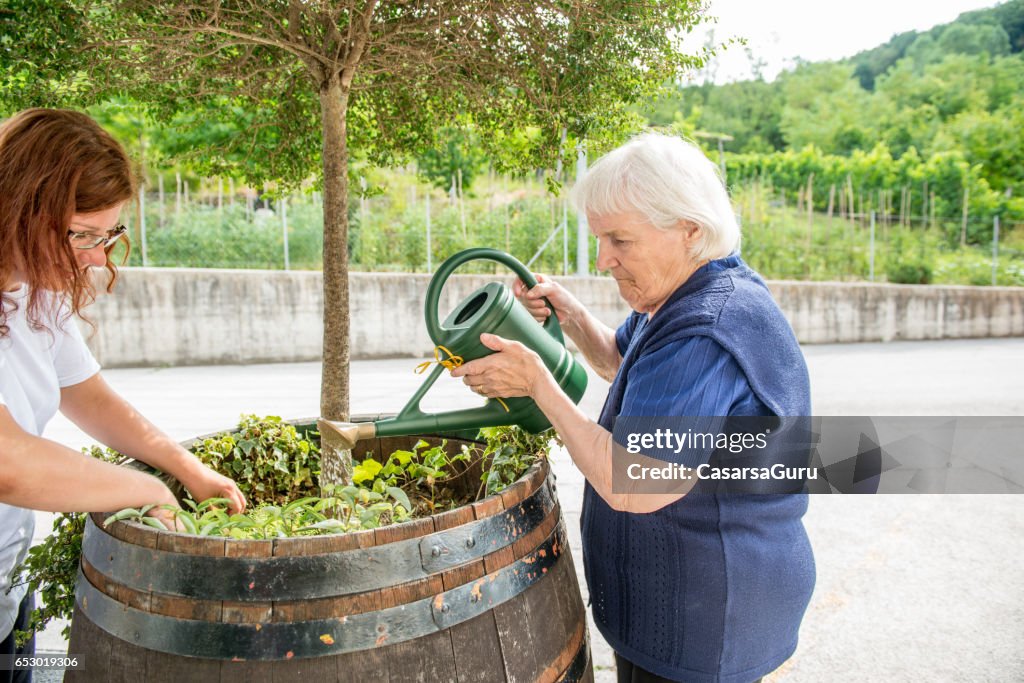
[352,458,383,484]
[391,449,415,466]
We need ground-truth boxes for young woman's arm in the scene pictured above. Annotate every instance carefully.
[58,373,246,513]
[0,406,179,523]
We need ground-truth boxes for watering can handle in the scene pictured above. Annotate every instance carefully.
[425,247,565,345]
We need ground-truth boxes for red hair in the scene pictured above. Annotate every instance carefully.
[0,108,135,337]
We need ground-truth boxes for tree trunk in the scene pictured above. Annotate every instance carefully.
[319,73,351,422]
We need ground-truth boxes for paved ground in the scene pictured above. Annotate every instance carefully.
[28,338,1024,681]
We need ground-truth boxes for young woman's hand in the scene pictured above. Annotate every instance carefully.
[138,480,186,532]
[180,465,247,514]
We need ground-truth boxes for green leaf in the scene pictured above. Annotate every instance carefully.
[283,497,319,515]
[386,487,412,513]
[197,497,232,511]
[198,522,220,536]
[141,517,168,531]
[103,508,140,526]
[391,449,415,466]
[352,458,383,484]
[228,515,257,529]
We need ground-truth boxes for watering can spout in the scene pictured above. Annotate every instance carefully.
[317,419,378,450]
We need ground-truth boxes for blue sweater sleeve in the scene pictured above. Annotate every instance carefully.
[620,335,770,418]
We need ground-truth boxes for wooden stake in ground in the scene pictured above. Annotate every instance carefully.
[922,180,929,228]
[961,185,970,246]
[806,173,814,278]
[157,173,165,229]
[846,175,855,221]
[900,186,907,228]
[457,167,466,240]
[175,172,182,225]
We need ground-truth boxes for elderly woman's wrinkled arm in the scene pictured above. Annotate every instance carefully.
[532,370,686,513]
[560,310,621,383]
[514,275,621,382]
[452,335,682,513]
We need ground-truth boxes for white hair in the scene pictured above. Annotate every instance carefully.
[572,132,741,261]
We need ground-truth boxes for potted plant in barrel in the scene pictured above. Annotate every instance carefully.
[18,415,594,678]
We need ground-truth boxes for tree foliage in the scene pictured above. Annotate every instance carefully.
[635,0,1024,239]
[1,0,711,422]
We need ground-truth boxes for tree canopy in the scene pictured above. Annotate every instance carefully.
[2,1,712,430]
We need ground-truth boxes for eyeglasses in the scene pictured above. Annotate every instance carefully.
[67,224,127,250]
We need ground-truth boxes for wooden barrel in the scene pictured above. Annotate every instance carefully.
[67,432,592,682]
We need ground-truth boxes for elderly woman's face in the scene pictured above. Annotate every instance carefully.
[590,210,702,316]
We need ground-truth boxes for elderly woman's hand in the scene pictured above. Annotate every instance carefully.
[513,274,584,332]
[450,333,549,399]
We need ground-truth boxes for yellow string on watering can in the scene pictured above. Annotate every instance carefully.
[415,345,510,412]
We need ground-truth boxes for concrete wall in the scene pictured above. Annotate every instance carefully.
[83,268,1024,367]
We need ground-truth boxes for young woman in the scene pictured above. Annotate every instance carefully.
[0,109,246,681]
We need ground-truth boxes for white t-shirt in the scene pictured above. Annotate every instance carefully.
[0,285,100,640]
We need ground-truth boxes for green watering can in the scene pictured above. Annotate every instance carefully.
[319,248,588,449]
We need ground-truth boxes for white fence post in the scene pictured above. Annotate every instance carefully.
[576,145,588,276]
[426,190,432,273]
[139,184,149,267]
[281,196,290,271]
[992,215,1000,286]
[870,211,876,282]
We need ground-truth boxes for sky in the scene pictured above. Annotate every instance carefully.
[685,0,1006,83]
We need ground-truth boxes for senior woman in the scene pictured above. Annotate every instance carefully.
[0,109,245,681]
[452,133,814,683]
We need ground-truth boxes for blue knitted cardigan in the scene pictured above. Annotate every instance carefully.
[583,254,815,683]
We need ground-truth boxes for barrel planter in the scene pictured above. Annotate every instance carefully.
[66,430,592,682]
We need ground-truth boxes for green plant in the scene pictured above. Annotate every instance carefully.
[190,415,320,506]
[14,419,552,646]
[11,446,123,646]
[933,248,1024,286]
[352,438,476,514]
[477,426,555,497]
[104,489,413,539]
[886,259,934,284]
